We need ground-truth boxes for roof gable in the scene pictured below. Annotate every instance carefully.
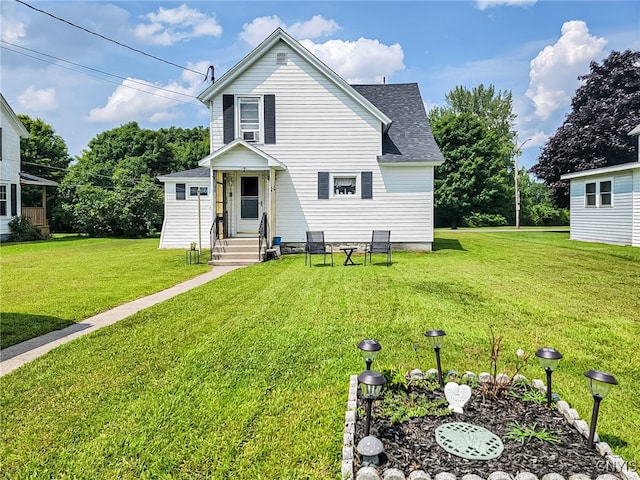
[1,93,29,138]
[198,139,286,170]
[197,28,391,130]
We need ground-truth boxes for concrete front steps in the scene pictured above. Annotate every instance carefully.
[209,237,265,266]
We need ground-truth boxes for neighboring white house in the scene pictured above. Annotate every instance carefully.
[560,124,640,247]
[0,93,29,241]
[159,28,445,251]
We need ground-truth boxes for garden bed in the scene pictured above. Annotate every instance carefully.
[345,371,632,479]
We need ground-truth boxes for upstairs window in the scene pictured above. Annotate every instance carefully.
[238,97,261,143]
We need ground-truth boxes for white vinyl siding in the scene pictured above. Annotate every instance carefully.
[569,172,635,246]
[159,179,213,249]
[633,168,640,247]
[209,43,435,245]
[0,102,24,238]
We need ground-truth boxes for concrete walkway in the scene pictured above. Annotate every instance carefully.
[0,266,240,378]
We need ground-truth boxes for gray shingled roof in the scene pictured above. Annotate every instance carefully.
[159,167,210,179]
[352,83,445,164]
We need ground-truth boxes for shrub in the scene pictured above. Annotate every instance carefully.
[8,216,46,242]
[463,213,508,227]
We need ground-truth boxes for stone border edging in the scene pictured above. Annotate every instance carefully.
[341,370,639,480]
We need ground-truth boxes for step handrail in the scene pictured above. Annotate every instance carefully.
[209,216,218,262]
[258,212,268,261]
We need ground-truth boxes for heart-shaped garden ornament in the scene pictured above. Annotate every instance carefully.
[444,382,472,413]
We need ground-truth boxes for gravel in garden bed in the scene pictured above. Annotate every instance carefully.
[355,382,614,477]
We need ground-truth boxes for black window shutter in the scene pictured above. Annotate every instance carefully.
[264,95,276,144]
[0,127,3,160]
[361,171,373,199]
[318,172,329,199]
[223,95,235,144]
[176,183,186,200]
[10,184,17,216]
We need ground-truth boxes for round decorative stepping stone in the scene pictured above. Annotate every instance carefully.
[435,422,504,460]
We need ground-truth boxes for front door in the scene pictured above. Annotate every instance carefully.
[236,175,261,234]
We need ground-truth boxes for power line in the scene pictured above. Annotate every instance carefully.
[14,0,210,79]
[1,44,202,107]
[2,40,199,101]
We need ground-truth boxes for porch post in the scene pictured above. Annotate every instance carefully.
[41,186,47,225]
[269,168,276,244]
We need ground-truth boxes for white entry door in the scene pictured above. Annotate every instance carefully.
[236,175,262,234]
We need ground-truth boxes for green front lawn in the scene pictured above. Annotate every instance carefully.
[1,233,638,479]
[0,237,209,348]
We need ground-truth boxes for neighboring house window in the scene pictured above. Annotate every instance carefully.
[585,182,596,207]
[585,180,613,207]
[599,180,612,206]
[189,186,209,197]
[238,97,261,143]
[0,185,7,216]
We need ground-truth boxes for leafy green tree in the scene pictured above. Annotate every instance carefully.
[429,84,515,143]
[531,50,640,208]
[159,126,210,171]
[17,115,70,182]
[432,112,513,228]
[17,115,72,231]
[518,169,569,226]
[60,122,209,236]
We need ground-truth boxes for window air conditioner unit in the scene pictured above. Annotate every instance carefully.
[243,131,259,142]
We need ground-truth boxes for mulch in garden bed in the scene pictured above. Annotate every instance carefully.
[355,381,615,477]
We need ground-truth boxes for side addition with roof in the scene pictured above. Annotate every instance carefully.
[560,124,640,247]
[158,28,445,253]
[0,94,29,241]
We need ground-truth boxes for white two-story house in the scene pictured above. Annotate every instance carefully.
[0,94,29,241]
[159,28,444,256]
[560,124,640,247]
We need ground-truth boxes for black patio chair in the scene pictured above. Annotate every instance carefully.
[364,230,392,266]
[305,231,333,267]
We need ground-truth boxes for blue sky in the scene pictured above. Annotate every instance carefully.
[1,1,639,170]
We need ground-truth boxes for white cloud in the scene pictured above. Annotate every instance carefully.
[476,0,537,10]
[240,15,340,47]
[300,38,405,84]
[525,20,606,120]
[88,77,200,123]
[134,4,222,46]
[1,19,26,44]
[18,86,58,111]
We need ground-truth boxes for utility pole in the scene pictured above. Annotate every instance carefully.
[514,137,531,229]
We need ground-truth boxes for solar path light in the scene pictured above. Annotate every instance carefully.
[425,329,446,388]
[357,339,382,370]
[535,347,563,407]
[584,369,618,449]
[358,370,386,437]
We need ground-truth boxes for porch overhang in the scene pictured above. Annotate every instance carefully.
[198,139,287,171]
